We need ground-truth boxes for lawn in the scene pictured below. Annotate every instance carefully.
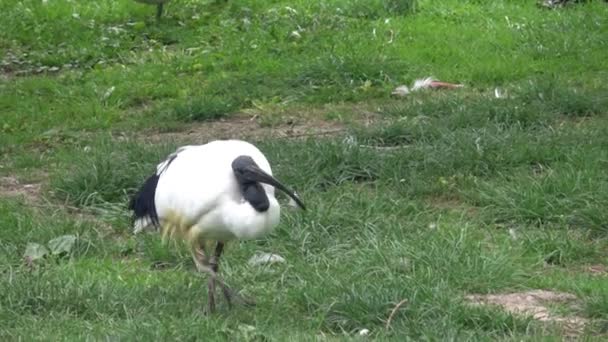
[1,0,608,340]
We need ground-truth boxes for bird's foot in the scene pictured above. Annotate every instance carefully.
[222,286,256,307]
[239,295,256,307]
[203,276,255,314]
[205,276,217,314]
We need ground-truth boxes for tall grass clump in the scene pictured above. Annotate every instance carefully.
[50,138,177,207]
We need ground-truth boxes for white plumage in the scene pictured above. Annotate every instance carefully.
[130,139,304,313]
[154,140,279,240]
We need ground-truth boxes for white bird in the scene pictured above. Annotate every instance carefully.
[129,139,305,313]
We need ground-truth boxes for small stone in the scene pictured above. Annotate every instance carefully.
[359,328,370,336]
[290,31,301,39]
[248,253,285,266]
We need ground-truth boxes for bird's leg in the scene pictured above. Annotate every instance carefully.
[208,242,256,307]
[192,242,233,313]
[209,242,235,306]
[156,3,164,20]
[191,244,216,313]
[209,241,224,273]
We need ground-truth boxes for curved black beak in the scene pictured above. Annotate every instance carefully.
[242,165,306,210]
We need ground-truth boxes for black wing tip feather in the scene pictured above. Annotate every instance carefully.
[130,151,179,229]
[130,173,160,227]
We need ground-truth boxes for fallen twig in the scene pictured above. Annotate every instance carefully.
[281,128,346,138]
[358,144,410,151]
[385,299,408,330]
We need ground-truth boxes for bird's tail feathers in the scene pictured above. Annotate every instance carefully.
[133,216,157,234]
[130,174,161,234]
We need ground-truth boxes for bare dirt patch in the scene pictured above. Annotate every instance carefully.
[139,102,383,144]
[466,290,587,335]
[427,195,466,210]
[143,116,346,144]
[584,264,607,276]
[0,175,116,234]
[0,176,42,202]
[424,195,479,218]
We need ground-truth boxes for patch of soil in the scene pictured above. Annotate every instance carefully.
[424,195,479,218]
[1,175,117,235]
[142,116,347,144]
[585,264,607,276]
[427,196,465,210]
[466,290,587,335]
[0,176,42,202]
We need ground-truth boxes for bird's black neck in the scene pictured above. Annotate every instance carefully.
[239,182,270,212]
[232,156,271,212]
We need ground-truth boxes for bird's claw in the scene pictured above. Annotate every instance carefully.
[223,286,256,307]
[204,278,255,314]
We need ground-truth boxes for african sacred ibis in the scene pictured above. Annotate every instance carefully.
[129,139,305,313]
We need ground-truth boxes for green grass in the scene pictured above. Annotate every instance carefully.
[2,0,608,340]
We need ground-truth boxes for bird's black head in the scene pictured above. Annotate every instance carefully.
[231,155,306,210]
[232,156,258,185]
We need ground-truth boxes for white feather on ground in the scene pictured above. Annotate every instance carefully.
[411,77,436,91]
[392,76,464,97]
